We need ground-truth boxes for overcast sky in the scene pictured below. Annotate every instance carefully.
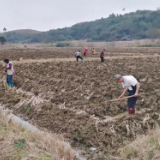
[1,0,160,32]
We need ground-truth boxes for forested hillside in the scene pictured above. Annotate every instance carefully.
[2,10,160,43]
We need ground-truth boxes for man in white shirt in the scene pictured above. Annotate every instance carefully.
[115,74,140,114]
[75,50,84,62]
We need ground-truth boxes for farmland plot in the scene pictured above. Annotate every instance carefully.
[0,48,160,159]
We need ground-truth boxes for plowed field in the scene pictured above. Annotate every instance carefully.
[0,48,160,159]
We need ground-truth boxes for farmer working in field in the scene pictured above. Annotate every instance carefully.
[83,48,87,56]
[75,50,84,62]
[115,74,140,114]
[92,48,95,55]
[3,59,15,87]
[100,49,105,62]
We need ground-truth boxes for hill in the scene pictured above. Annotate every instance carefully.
[2,10,160,43]
[1,29,42,43]
[7,29,41,34]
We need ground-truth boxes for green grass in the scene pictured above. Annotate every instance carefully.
[24,104,31,111]
[38,153,54,160]
[14,138,26,149]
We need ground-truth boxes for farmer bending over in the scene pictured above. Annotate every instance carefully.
[3,59,15,87]
[75,50,84,62]
[115,74,140,114]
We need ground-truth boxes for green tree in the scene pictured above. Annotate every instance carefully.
[148,29,160,41]
[3,28,7,32]
[2,10,160,43]
[109,13,116,18]
[0,36,6,45]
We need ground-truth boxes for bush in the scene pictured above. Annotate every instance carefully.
[138,43,156,47]
[0,36,6,45]
[56,42,70,47]
[121,35,132,41]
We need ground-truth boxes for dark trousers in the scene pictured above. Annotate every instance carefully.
[128,92,138,114]
[7,75,14,87]
[76,56,83,62]
[127,88,138,108]
[127,86,139,114]
[101,57,104,62]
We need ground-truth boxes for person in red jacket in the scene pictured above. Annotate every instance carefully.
[100,49,105,62]
[83,48,87,56]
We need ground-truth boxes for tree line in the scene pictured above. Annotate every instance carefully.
[1,10,160,43]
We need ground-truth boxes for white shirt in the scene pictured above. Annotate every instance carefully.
[75,51,81,56]
[6,62,15,75]
[122,75,138,91]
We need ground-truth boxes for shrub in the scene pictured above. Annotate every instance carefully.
[138,43,156,47]
[56,42,70,47]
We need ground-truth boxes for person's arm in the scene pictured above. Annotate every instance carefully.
[119,88,127,99]
[5,63,12,72]
[134,83,140,97]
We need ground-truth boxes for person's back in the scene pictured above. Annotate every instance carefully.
[6,61,14,75]
[75,51,81,57]
[121,75,138,90]
[92,48,95,55]
[75,51,83,62]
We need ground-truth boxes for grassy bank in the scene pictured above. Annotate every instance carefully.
[116,124,160,160]
[0,108,74,160]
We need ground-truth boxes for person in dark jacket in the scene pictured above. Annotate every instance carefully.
[100,49,105,62]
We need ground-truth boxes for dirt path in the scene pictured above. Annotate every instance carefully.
[1,54,159,64]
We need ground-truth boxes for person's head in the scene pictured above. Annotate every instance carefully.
[103,49,106,52]
[78,50,80,52]
[115,74,123,83]
[4,59,9,64]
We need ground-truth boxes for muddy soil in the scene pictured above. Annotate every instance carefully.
[12,57,160,117]
[0,81,160,160]
[0,47,160,61]
[0,52,160,159]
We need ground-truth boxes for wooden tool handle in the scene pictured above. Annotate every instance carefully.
[109,93,145,102]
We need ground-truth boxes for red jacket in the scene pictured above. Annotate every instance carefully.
[84,49,87,54]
